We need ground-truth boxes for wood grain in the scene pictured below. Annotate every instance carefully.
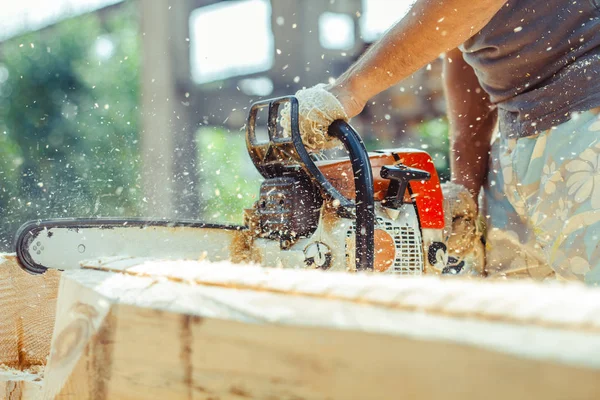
[0,253,60,399]
[0,254,60,369]
[0,370,43,400]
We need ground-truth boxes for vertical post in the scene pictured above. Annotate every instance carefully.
[139,0,200,219]
[269,0,363,89]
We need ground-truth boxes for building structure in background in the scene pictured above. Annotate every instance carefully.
[138,0,446,218]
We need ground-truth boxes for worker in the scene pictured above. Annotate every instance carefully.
[284,0,600,283]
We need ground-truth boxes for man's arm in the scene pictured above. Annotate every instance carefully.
[443,47,497,202]
[327,0,507,117]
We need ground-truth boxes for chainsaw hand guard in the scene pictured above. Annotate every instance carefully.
[246,96,375,271]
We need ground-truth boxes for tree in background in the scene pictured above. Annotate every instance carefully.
[0,4,142,250]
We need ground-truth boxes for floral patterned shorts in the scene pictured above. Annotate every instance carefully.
[484,109,600,284]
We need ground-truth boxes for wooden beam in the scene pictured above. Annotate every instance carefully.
[0,370,44,400]
[0,254,59,369]
[40,257,600,399]
[0,253,60,399]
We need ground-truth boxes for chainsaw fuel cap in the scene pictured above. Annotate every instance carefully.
[304,242,332,270]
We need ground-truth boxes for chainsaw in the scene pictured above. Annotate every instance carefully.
[15,96,454,275]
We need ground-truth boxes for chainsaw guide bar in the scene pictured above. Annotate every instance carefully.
[15,219,244,275]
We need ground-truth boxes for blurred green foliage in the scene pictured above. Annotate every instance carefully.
[362,118,451,182]
[0,4,142,250]
[416,118,450,182]
[196,128,262,224]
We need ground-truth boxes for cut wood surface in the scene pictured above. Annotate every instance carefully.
[0,369,43,400]
[39,257,600,400]
[0,253,59,400]
[0,254,60,369]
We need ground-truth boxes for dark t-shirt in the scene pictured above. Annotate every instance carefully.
[460,0,600,138]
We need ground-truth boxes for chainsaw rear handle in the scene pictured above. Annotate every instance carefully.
[328,120,375,272]
[246,96,375,271]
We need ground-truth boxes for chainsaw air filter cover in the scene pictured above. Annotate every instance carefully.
[257,174,322,240]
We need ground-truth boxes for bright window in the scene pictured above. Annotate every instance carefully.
[319,12,355,50]
[190,0,274,84]
[0,0,123,41]
[360,0,414,42]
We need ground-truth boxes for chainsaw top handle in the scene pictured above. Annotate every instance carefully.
[246,96,375,271]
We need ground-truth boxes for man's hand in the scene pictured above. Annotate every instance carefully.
[279,84,348,151]
[442,182,486,275]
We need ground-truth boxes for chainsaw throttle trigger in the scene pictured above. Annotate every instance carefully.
[381,165,431,209]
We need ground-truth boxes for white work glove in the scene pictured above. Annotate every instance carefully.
[441,182,486,276]
[279,83,348,152]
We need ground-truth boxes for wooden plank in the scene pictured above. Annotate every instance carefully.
[0,370,44,400]
[42,271,113,400]
[0,253,59,399]
[39,258,600,399]
[0,254,60,369]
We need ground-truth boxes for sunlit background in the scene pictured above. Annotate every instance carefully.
[0,0,449,251]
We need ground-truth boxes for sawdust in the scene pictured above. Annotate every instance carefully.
[79,258,600,334]
[279,83,348,152]
[229,228,253,264]
[0,364,44,387]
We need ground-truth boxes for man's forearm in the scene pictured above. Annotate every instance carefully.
[450,114,497,201]
[444,48,496,201]
[331,0,507,109]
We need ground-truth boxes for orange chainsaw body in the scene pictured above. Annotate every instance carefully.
[317,149,444,230]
